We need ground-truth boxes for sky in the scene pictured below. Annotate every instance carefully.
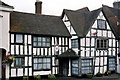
[2,0,117,16]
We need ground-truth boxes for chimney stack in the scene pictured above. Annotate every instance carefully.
[113,1,120,9]
[35,0,42,14]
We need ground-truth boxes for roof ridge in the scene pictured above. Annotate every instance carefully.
[12,11,60,18]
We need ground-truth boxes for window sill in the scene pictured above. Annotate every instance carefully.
[33,69,51,71]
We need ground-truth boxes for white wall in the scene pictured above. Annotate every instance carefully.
[0,6,13,79]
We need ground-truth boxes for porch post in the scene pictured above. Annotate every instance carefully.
[68,59,71,76]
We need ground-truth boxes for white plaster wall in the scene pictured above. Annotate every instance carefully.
[0,15,3,48]
[0,6,13,78]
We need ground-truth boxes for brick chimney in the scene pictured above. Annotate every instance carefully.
[35,0,42,14]
[113,1,120,9]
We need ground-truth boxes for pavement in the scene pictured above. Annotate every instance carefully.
[42,74,120,80]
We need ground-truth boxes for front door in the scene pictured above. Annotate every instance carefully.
[0,49,6,80]
[59,59,69,76]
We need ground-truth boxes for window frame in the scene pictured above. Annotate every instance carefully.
[108,57,116,71]
[96,38,108,50]
[72,59,79,75]
[97,19,107,29]
[81,58,93,74]
[15,34,24,44]
[71,39,78,48]
[33,57,51,71]
[33,36,51,48]
[14,57,24,68]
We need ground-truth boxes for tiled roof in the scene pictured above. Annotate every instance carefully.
[10,11,71,37]
[62,7,101,37]
[102,5,120,39]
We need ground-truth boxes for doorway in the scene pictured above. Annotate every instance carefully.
[0,49,6,80]
[59,58,69,76]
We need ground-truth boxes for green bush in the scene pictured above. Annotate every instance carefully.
[48,74,56,79]
[96,72,103,77]
[23,76,29,80]
[86,73,93,79]
[34,75,41,80]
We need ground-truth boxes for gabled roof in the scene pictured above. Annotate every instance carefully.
[62,7,101,37]
[102,5,120,39]
[0,1,14,9]
[10,11,71,37]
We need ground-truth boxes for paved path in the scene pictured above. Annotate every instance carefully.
[43,74,120,80]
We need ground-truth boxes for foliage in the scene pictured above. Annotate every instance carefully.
[23,76,29,80]
[2,54,15,65]
[86,73,93,79]
[96,72,103,77]
[105,70,111,76]
[48,74,56,79]
[34,75,41,80]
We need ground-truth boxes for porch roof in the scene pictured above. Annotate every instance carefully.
[57,49,79,58]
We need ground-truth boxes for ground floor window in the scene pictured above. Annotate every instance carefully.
[109,57,115,71]
[81,59,93,74]
[15,57,24,67]
[72,60,79,75]
[33,57,51,70]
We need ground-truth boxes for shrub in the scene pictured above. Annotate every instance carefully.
[48,74,56,80]
[96,72,103,77]
[23,76,29,80]
[105,70,111,76]
[34,75,41,80]
[86,73,93,79]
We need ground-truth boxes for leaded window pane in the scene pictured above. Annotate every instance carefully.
[15,58,24,67]
[33,58,51,70]
[34,64,37,70]
[33,37,37,41]
[96,39,108,49]
[33,37,50,47]
[98,19,106,29]
[16,34,23,43]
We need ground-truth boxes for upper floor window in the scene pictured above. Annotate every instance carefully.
[33,57,51,70]
[96,38,108,50]
[15,34,23,43]
[33,37,50,47]
[71,39,78,48]
[15,57,24,67]
[97,19,106,29]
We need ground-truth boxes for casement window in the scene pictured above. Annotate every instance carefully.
[33,57,51,70]
[81,59,93,74]
[109,58,115,71]
[97,19,106,29]
[71,39,78,48]
[33,37,50,47]
[96,39,108,49]
[72,60,79,75]
[15,57,24,67]
[15,34,23,43]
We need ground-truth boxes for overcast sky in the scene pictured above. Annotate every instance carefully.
[2,0,117,16]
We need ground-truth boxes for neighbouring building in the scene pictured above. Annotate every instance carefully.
[0,1,14,79]
[1,0,120,79]
[61,1,120,76]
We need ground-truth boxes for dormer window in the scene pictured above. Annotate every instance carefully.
[97,19,106,29]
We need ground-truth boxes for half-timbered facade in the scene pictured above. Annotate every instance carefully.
[61,5,120,76]
[9,10,71,78]
[1,0,120,79]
